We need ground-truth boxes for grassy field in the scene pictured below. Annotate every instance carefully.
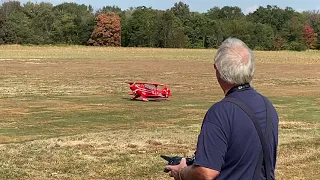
[0,45,319,180]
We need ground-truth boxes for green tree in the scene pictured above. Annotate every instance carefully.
[186,12,208,48]
[280,14,305,44]
[247,6,295,34]
[170,2,192,43]
[206,6,244,20]
[52,2,94,44]
[51,12,76,43]
[208,19,273,50]
[126,6,158,47]
[171,1,190,21]
[191,6,244,48]
[23,2,55,44]
[0,7,6,44]
[218,6,244,20]
[0,1,22,44]
[247,5,307,50]
[4,10,33,44]
[204,20,224,48]
[220,20,253,47]
[206,7,220,20]
[156,10,188,48]
[251,23,275,50]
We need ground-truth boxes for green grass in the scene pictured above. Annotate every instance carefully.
[0,94,210,144]
[270,96,320,123]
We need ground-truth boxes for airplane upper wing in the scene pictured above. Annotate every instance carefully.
[126,81,164,86]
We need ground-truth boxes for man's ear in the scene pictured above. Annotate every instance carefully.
[214,65,221,79]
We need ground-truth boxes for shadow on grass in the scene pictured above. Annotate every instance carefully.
[121,97,170,102]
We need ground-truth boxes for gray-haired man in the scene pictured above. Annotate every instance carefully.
[167,38,279,180]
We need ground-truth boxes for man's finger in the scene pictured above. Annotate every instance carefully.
[166,165,173,171]
[180,158,187,165]
[164,167,171,173]
[167,158,187,171]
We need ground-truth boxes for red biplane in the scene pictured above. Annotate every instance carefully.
[127,82,171,102]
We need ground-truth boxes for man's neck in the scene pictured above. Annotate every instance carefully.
[223,84,236,96]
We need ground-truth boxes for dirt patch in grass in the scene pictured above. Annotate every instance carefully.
[280,121,320,130]
[277,137,320,180]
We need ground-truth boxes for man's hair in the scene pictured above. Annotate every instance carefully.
[214,38,254,85]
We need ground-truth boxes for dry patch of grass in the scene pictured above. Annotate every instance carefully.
[277,120,320,179]
[1,46,320,64]
[0,126,199,180]
[277,136,320,179]
[0,122,318,180]
[280,121,320,130]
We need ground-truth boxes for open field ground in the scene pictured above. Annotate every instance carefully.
[0,46,319,180]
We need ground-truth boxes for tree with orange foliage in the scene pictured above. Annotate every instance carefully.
[303,24,317,49]
[88,12,121,46]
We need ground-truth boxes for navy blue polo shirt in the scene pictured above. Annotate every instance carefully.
[194,85,279,180]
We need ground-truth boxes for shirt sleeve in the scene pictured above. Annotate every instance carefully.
[193,105,230,172]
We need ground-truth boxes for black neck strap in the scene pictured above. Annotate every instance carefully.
[226,83,251,96]
[223,96,272,180]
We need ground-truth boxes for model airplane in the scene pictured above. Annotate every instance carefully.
[127,81,171,102]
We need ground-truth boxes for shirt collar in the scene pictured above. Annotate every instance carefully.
[226,83,251,96]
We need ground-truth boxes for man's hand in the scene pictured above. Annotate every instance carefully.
[166,158,187,180]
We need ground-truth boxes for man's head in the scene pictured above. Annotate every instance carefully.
[214,38,254,86]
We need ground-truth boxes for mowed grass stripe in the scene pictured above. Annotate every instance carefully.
[0,46,320,64]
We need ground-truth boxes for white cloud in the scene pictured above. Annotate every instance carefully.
[245,5,258,14]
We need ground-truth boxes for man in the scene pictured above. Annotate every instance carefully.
[166,38,279,180]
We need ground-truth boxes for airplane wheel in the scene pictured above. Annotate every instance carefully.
[142,98,149,102]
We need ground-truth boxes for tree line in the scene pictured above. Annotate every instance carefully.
[1,1,320,51]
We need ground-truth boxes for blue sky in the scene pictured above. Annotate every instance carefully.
[19,0,320,14]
